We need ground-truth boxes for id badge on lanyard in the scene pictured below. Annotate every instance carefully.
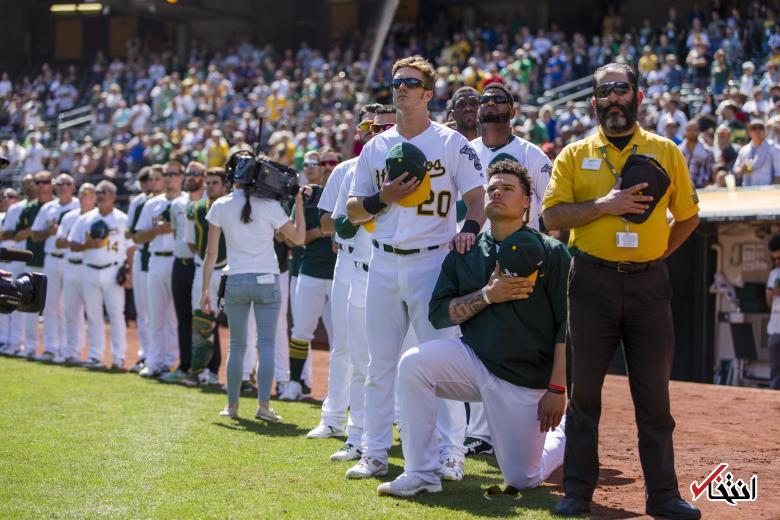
[601,145,639,249]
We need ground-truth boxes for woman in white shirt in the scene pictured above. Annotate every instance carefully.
[201,178,305,421]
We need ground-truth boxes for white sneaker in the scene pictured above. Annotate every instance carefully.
[330,443,362,462]
[377,473,443,497]
[255,406,282,422]
[219,405,238,419]
[278,380,303,401]
[346,456,388,479]
[307,423,345,439]
[438,457,465,481]
[138,366,160,378]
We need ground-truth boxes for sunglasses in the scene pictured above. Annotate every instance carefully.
[479,94,510,105]
[371,123,394,133]
[593,81,633,99]
[96,189,112,195]
[320,160,338,167]
[454,97,480,108]
[55,182,73,186]
[357,120,374,132]
[35,179,52,185]
[392,77,428,90]
[2,195,19,199]
[162,171,181,177]
[184,171,203,177]
[303,161,319,168]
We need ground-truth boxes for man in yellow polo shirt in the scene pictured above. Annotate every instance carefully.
[542,63,701,520]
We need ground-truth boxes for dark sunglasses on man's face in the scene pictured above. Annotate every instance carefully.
[35,179,52,185]
[184,171,203,177]
[392,77,427,90]
[320,160,338,167]
[371,123,394,133]
[479,94,510,106]
[96,189,111,195]
[162,171,180,177]
[593,81,633,99]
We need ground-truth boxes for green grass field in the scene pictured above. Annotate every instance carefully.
[0,358,567,519]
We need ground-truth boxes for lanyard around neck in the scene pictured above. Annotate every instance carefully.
[600,144,637,182]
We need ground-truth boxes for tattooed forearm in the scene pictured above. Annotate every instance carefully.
[448,289,489,325]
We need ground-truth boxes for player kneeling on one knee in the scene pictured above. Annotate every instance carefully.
[378,160,570,498]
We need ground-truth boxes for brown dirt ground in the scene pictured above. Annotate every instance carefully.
[33,323,780,519]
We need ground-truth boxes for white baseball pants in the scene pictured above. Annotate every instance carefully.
[132,254,150,361]
[363,247,467,464]
[41,255,65,356]
[82,264,127,364]
[145,256,178,371]
[319,250,353,428]
[6,261,26,350]
[398,338,566,488]
[291,273,332,382]
[62,262,87,360]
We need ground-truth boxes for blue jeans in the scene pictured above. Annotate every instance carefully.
[223,273,281,405]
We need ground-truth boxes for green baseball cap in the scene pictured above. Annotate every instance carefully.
[385,142,430,207]
[496,228,545,282]
[489,152,519,167]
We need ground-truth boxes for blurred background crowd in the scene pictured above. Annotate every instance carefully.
[1,1,779,211]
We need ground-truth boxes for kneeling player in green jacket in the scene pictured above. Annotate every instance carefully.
[377,159,570,497]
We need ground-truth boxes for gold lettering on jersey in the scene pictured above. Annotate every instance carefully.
[426,159,446,178]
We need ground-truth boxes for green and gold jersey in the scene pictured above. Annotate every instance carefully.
[17,199,45,267]
[187,199,227,265]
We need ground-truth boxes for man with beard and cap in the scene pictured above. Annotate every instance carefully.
[304,103,382,439]
[542,63,701,519]
[448,87,480,142]
[464,81,553,457]
[161,161,206,384]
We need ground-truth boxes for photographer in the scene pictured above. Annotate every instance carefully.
[200,154,306,422]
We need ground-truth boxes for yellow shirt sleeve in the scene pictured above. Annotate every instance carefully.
[666,144,700,221]
[541,143,576,211]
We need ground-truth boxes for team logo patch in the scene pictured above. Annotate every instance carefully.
[460,145,482,171]
[541,163,552,176]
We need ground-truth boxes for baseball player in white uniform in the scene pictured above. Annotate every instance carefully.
[57,184,96,364]
[0,188,22,353]
[70,181,134,369]
[126,166,162,372]
[0,176,33,356]
[31,174,79,362]
[134,161,185,377]
[465,82,553,455]
[346,56,486,480]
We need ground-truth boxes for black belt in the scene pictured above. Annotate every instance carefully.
[338,244,355,254]
[577,252,662,273]
[354,261,368,272]
[50,252,64,259]
[175,257,193,265]
[194,261,227,269]
[153,251,174,257]
[68,259,83,265]
[86,262,118,270]
[372,240,442,256]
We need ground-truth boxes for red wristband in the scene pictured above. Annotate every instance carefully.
[548,383,566,393]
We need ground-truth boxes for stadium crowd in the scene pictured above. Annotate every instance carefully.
[0,4,778,518]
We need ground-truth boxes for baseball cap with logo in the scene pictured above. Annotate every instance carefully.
[385,142,431,207]
[489,152,519,167]
[496,228,546,283]
[619,154,671,224]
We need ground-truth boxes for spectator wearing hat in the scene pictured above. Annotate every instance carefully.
[543,63,701,519]
[739,61,757,96]
[680,120,714,188]
[743,87,771,118]
[733,120,780,186]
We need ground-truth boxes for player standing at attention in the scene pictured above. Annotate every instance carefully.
[346,55,486,480]
[70,181,134,370]
[31,173,79,362]
[305,103,382,438]
[465,82,553,456]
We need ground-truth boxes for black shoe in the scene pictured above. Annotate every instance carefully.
[464,436,494,456]
[646,496,701,520]
[553,495,591,517]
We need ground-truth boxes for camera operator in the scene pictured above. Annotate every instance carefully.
[200,155,306,422]
[14,171,54,358]
[70,181,134,370]
[31,174,79,362]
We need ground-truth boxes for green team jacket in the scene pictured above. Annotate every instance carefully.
[429,227,571,390]
[298,207,335,280]
[187,199,226,265]
[17,199,45,267]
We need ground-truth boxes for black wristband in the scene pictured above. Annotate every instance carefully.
[460,219,481,235]
[363,193,387,215]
